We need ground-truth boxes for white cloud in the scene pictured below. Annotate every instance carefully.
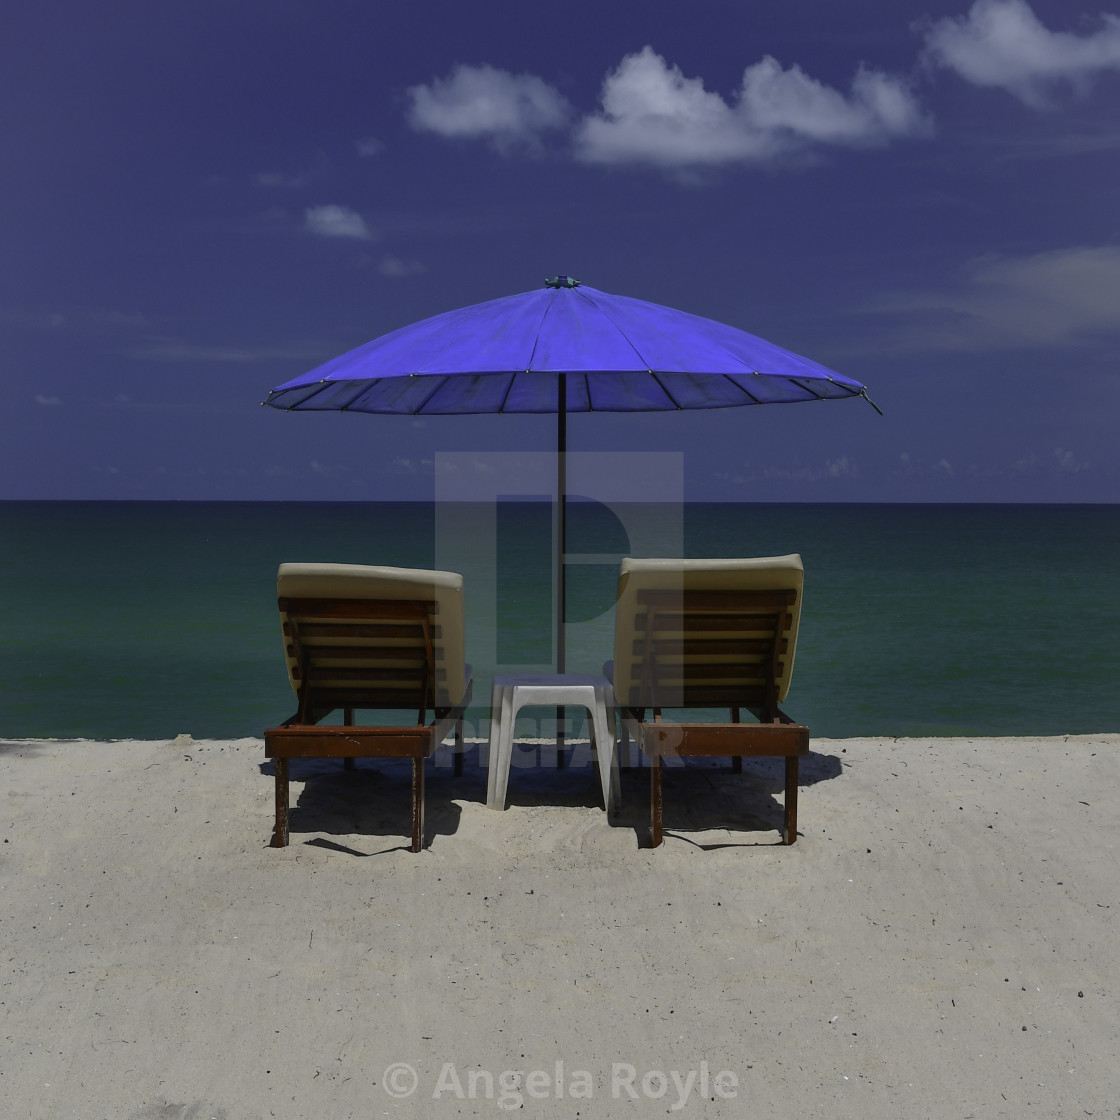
[388,457,434,476]
[34,393,62,406]
[406,63,571,150]
[18,309,66,329]
[739,57,928,145]
[574,46,928,167]
[1008,450,1091,476]
[257,171,305,188]
[825,456,860,478]
[894,453,965,480]
[304,204,373,240]
[1054,447,1090,473]
[866,245,1120,350]
[577,48,766,165]
[379,256,426,277]
[355,136,384,157]
[713,456,863,485]
[309,460,350,476]
[923,0,1120,106]
[3,306,146,333]
[129,338,324,362]
[255,152,331,188]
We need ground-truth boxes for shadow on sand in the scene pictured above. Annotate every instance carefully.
[258,741,844,851]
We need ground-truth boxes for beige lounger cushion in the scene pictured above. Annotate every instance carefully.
[276,562,468,708]
[612,555,804,707]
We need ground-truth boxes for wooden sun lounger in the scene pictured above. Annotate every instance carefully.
[264,564,472,852]
[611,557,810,847]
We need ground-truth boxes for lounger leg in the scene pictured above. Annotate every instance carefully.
[453,717,464,778]
[650,756,663,848]
[272,757,289,848]
[731,707,742,773]
[784,755,799,845]
[344,709,355,770]
[411,757,425,853]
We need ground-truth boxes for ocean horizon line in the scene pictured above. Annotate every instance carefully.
[2,497,1118,507]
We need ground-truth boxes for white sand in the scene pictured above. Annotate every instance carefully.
[2,733,1117,1119]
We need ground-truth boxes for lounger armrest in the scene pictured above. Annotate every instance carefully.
[264,724,434,758]
[639,719,809,758]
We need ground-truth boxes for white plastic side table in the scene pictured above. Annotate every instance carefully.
[487,673,620,814]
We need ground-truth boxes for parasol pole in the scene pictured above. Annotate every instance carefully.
[557,371,567,674]
[556,371,568,766]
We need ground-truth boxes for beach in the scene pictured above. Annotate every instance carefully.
[3,733,1117,1118]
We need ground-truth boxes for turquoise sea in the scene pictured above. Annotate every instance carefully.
[1,501,1117,740]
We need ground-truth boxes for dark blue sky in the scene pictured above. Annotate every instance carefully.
[4,0,1119,501]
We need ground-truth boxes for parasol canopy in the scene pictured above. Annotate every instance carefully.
[265,276,878,671]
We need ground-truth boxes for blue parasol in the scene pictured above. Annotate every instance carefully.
[266,276,878,669]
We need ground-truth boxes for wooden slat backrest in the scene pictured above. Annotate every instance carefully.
[276,564,467,707]
[611,556,804,709]
[631,588,797,713]
[280,596,438,723]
